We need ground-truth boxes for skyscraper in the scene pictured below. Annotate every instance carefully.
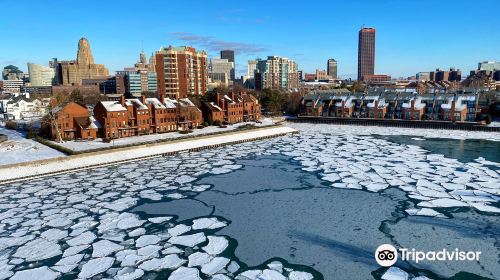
[155,46,207,99]
[327,59,337,79]
[220,50,235,80]
[357,27,376,81]
[55,37,109,85]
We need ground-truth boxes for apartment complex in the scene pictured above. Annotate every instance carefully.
[358,27,376,81]
[302,90,481,122]
[155,46,208,99]
[255,56,299,91]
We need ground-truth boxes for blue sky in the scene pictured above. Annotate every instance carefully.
[1,0,499,79]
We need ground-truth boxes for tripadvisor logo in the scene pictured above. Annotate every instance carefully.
[375,244,482,267]
[375,244,398,266]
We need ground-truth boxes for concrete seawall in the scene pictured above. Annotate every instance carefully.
[0,126,297,184]
[291,116,500,132]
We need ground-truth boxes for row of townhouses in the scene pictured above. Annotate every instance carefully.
[51,92,261,141]
[202,92,261,124]
[302,89,484,122]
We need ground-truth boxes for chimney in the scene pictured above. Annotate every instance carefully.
[216,91,221,105]
[159,93,165,104]
[230,92,236,101]
[120,95,125,107]
[140,95,146,105]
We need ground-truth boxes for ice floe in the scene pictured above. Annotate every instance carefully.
[78,257,115,278]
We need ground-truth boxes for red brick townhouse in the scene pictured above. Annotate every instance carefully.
[174,97,203,130]
[203,91,260,124]
[51,102,100,141]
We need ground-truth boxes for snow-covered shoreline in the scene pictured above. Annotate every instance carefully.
[49,119,276,152]
[0,126,297,183]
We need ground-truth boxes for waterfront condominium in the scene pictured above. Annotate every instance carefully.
[220,50,235,80]
[358,27,376,81]
[155,46,208,99]
[255,56,299,91]
[327,59,337,79]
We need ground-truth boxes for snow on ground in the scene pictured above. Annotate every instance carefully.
[0,127,64,166]
[0,126,296,182]
[49,118,276,152]
[0,122,498,279]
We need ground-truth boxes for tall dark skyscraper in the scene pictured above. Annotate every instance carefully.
[327,59,337,79]
[220,50,235,80]
[357,27,376,81]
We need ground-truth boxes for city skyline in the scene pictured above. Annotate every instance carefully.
[1,0,499,78]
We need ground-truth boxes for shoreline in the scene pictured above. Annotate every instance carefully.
[290,116,500,132]
[0,126,297,184]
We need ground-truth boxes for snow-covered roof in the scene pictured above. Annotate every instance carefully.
[163,98,177,109]
[178,98,196,107]
[367,99,387,108]
[208,102,223,111]
[100,101,127,112]
[441,96,467,111]
[145,98,166,109]
[334,96,354,108]
[89,116,102,129]
[223,95,235,104]
[126,99,148,110]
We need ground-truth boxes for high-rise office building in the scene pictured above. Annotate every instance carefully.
[54,37,110,85]
[27,63,55,86]
[209,58,234,85]
[247,60,257,78]
[220,50,235,80]
[358,27,376,81]
[327,59,337,79]
[155,46,207,99]
[255,56,299,91]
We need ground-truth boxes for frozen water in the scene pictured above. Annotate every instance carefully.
[168,266,201,280]
[115,267,144,280]
[192,217,226,230]
[135,235,160,247]
[78,257,115,278]
[52,254,84,273]
[188,252,213,267]
[10,266,60,280]
[381,267,409,280]
[168,224,191,237]
[66,231,96,246]
[201,257,230,276]
[202,236,228,255]
[288,271,314,280]
[13,238,61,261]
[0,123,497,279]
[169,233,206,247]
[92,239,124,257]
